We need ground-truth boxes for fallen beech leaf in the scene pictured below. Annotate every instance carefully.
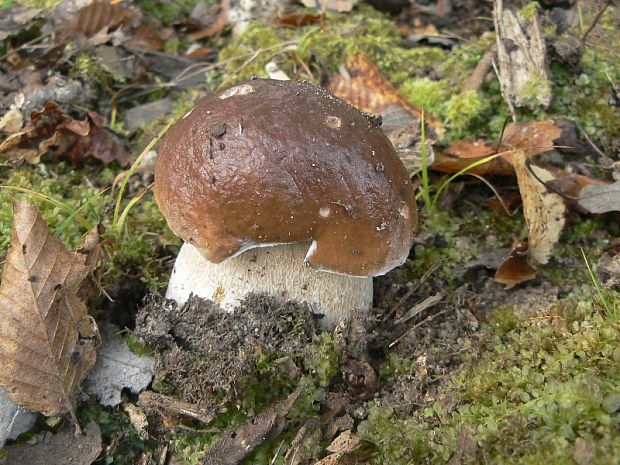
[201,390,300,465]
[0,201,100,426]
[0,102,130,166]
[494,240,537,287]
[577,181,620,214]
[513,151,566,265]
[0,421,101,465]
[502,119,578,158]
[432,119,581,177]
[67,1,138,37]
[326,53,442,131]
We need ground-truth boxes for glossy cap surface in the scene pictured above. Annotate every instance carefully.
[154,79,417,276]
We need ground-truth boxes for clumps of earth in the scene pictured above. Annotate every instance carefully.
[134,294,321,406]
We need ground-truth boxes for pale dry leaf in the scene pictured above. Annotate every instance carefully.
[300,0,356,12]
[513,151,566,265]
[0,201,100,426]
[313,430,364,465]
[578,181,620,214]
[326,430,362,454]
[84,322,155,407]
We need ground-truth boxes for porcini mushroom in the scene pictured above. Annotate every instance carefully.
[154,79,417,328]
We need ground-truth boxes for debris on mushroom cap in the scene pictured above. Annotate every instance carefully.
[154,79,417,277]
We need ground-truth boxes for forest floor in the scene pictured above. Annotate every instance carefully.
[0,0,619,464]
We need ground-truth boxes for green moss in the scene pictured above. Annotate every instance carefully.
[398,78,451,116]
[359,295,620,464]
[412,207,524,282]
[16,0,61,7]
[217,6,446,88]
[519,2,540,22]
[445,91,488,135]
[78,400,152,465]
[519,68,553,109]
[0,164,104,251]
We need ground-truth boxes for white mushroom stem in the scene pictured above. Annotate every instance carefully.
[165,242,373,329]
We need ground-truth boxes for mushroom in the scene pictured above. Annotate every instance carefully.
[154,79,417,328]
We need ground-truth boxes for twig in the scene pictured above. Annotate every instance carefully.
[580,0,612,47]
[462,44,497,94]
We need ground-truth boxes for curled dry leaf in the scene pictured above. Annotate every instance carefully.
[0,102,130,166]
[432,119,579,177]
[432,139,514,176]
[494,240,537,288]
[0,201,100,427]
[513,150,566,265]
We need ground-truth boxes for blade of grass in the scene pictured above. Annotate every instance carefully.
[429,152,505,212]
[113,122,172,230]
[580,247,617,320]
[115,184,153,235]
[54,188,108,237]
[0,185,94,230]
[419,111,432,214]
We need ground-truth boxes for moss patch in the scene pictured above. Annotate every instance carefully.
[359,292,620,464]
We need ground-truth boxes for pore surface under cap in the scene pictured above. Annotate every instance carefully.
[154,79,417,277]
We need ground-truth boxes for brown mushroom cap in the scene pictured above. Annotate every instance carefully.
[154,79,417,277]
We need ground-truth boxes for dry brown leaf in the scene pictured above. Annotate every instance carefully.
[276,12,325,26]
[513,150,566,265]
[0,102,130,166]
[494,240,537,287]
[326,53,442,132]
[431,119,582,177]
[432,140,514,176]
[67,1,138,38]
[0,201,100,426]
